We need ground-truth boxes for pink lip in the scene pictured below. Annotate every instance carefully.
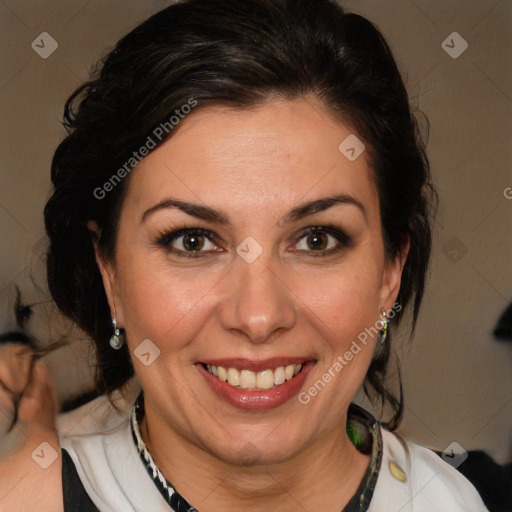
[197,360,316,410]
[199,357,312,372]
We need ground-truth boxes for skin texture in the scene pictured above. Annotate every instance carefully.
[92,96,408,511]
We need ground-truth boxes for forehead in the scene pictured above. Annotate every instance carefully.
[125,97,377,218]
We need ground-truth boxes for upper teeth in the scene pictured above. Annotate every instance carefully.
[206,364,303,390]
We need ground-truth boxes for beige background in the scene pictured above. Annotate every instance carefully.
[0,0,510,464]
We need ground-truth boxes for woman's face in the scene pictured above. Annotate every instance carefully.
[99,97,404,464]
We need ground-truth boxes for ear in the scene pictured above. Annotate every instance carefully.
[87,221,125,326]
[379,236,410,312]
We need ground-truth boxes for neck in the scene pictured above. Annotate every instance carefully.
[140,403,370,512]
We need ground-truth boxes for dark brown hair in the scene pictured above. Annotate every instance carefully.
[45,0,436,429]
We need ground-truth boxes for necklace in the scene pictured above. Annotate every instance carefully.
[130,394,197,511]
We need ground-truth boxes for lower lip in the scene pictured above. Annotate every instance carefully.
[197,362,315,410]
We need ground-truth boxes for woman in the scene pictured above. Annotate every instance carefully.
[0,0,489,510]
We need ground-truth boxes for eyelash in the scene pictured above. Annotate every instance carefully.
[155,226,219,258]
[155,224,352,258]
[293,225,352,257]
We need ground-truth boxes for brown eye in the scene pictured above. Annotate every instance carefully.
[293,226,353,256]
[295,230,337,252]
[182,233,205,251]
[156,228,220,257]
[306,232,328,250]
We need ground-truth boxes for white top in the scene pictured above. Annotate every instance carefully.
[57,393,489,512]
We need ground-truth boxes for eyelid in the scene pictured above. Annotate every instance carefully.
[154,223,352,257]
[155,226,219,247]
[155,226,224,258]
[291,225,352,248]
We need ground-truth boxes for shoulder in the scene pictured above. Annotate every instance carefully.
[0,386,137,512]
[369,429,489,512]
[0,430,63,512]
[56,391,134,509]
[56,386,169,512]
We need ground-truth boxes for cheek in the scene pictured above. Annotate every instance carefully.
[290,259,383,412]
[116,257,216,351]
[295,259,382,345]
[115,235,384,362]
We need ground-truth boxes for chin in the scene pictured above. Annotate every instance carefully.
[201,423,308,468]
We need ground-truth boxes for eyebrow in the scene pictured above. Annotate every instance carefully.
[141,193,367,225]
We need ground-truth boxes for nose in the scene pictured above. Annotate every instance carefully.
[218,253,297,344]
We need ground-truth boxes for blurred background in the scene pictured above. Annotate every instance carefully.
[0,0,510,474]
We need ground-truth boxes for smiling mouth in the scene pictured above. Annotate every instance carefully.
[202,363,305,391]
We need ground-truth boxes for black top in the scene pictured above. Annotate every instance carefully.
[62,448,99,512]
[62,399,382,512]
